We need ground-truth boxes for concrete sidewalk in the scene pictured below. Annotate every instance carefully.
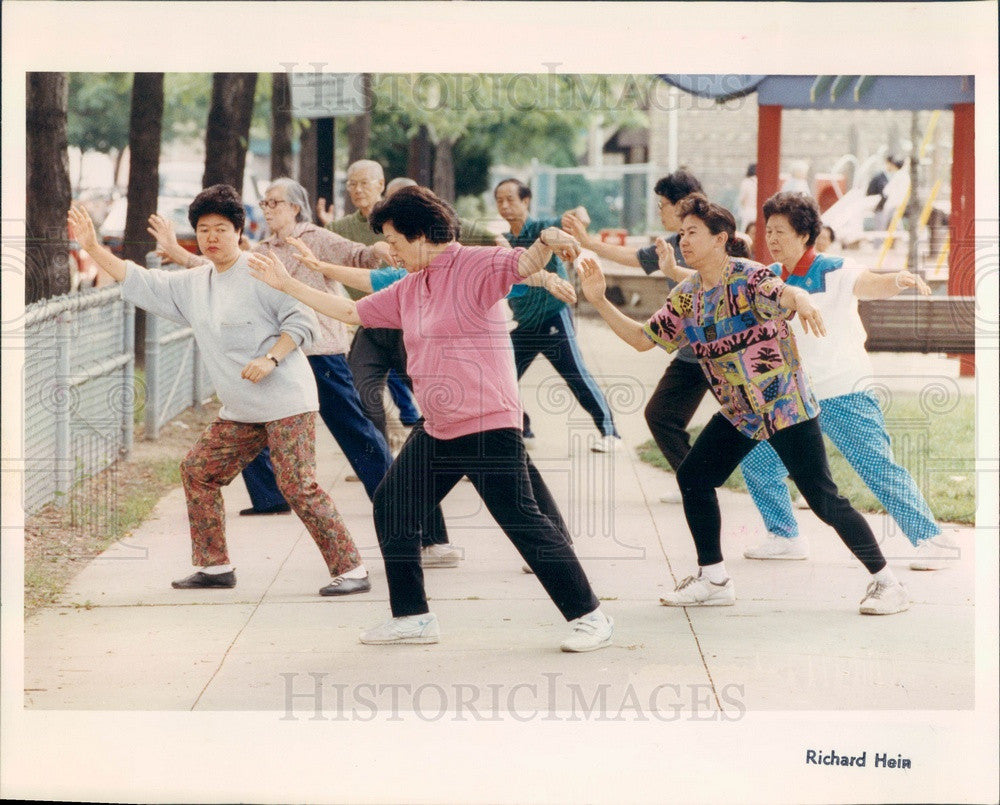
[23,316,977,714]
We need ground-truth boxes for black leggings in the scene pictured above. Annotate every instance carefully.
[675,414,886,574]
[372,425,598,620]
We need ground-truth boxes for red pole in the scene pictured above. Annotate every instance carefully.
[755,105,782,264]
[950,102,975,376]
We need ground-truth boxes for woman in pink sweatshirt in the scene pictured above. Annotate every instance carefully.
[248,186,613,653]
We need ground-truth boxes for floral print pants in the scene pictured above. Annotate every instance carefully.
[180,412,361,575]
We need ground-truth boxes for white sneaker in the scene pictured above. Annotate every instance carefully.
[560,608,614,652]
[359,613,440,645]
[659,488,684,504]
[421,543,462,568]
[859,580,910,615]
[743,534,809,560]
[909,532,960,571]
[660,572,735,607]
[590,435,621,454]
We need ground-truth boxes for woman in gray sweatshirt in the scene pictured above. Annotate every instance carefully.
[67,184,371,596]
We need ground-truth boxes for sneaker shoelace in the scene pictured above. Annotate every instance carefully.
[862,581,891,603]
[675,575,699,591]
[572,616,600,635]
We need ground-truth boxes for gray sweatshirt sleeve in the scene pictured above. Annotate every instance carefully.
[120,261,189,324]
[255,282,319,350]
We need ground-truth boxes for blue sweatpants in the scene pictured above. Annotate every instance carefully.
[739,391,940,545]
[513,308,619,439]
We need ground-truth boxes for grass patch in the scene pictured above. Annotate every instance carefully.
[637,392,974,525]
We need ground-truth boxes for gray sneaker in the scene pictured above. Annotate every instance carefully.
[660,572,735,607]
[360,613,440,645]
[859,581,910,615]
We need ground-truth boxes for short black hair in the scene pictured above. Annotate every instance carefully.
[676,193,743,256]
[369,185,460,244]
[653,169,703,204]
[761,191,822,247]
[188,184,245,233]
[494,178,531,201]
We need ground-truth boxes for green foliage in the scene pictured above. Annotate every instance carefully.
[636,393,975,525]
[67,73,132,154]
[554,175,624,232]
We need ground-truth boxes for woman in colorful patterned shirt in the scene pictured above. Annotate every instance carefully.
[248,186,614,652]
[579,193,909,616]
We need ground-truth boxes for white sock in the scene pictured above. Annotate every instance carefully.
[580,607,606,622]
[336,564,367,581]
[201,564,233,575]
[873,566,898,586]
[700,562,728,584]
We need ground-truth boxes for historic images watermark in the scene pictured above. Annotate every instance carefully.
[279,671,746,722]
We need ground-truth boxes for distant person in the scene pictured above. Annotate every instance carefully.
[578,192,909,616]
[384,176,417,196]
[68,187,370,596]
[250,185,615,651]
[866,155,905,229]
[564,169,706,500]
[815,224,836,253]
[781,160,811,195]
[744,221,757,249]
[494,178,621,453]
[737,162,757,231]
[739,191,956,572]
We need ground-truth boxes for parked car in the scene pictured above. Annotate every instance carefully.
[100,162,265,258]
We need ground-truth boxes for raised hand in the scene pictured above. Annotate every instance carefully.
[542,273,577,305]
[247,250,292,291]
[316,198,334,226]
[655,236,678,275]
[561,212,589,243]
[286,235,320,272]
[67,202,99,252]
[147,214,179,252]
[371,240,395,267]
[577,256,608,305]
[540,226,581,262]
[896,270,932,296]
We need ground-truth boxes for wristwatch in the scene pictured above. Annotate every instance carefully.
[265,352,279,366]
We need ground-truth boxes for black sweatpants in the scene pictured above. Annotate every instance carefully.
[644,357,711,471]
[372,424,599,620]
[675,414,887,574]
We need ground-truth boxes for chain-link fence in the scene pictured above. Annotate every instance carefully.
[23,256,216,514]
[24,285,135,514]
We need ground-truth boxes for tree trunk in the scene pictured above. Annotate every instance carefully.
[407,125,433,187]
[26,72,72,304]
[432,136,455,203]
[203,73,258,192]
[270,71,293,180]
[123,73,164,367]
[344,73,372,213]
[123,73,163,265]
[298,121,318,222]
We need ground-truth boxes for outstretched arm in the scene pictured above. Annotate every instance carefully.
[248,251,361,326]
[517,227,580,278]
[67,203,128,282]
[286,235,375,293]
[562,212,642,268]
[853,269,932,300]
[578,257,655,351]
[147,214,206,269]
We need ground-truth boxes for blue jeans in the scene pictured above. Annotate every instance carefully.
[387,370,420,426]
[513,308,619,439]
[240,355,448,547]
[739,391,940,545]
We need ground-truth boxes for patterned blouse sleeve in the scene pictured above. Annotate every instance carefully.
[642,289,689,353]
[746,264,792,321]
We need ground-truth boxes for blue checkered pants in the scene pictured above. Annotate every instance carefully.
[739,391,940,545]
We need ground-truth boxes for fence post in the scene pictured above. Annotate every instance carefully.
[55,310,73,498]
[144,252,163,440]
[122,300,135,457]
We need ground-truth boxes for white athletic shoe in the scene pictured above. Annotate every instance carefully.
[590,435,621,454]
[859,581,910,615]
[743,534,809,560]
[660,572,735,607]
[560,608,614,652]
[909,532,960,571]
[421,543,462,568]
[359,613,440,645]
